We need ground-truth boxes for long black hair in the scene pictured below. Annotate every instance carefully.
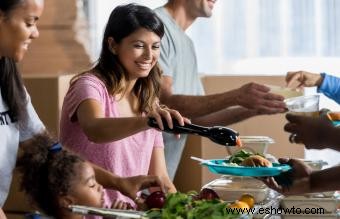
[0,0,28,124]
[17,132,85,218]
[74,3,164,113]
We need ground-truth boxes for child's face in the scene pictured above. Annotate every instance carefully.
[68,162,105,208]
[114,27,161,80]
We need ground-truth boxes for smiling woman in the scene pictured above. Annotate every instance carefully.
[59,3,187,210]
[0,0,45,217]
[0,0,43,62]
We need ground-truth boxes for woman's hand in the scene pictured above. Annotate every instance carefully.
[116,175,167,204]
[286,71,323,89]
[148,103,191,138]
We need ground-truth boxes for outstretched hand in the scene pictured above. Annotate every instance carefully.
[262,158,313,195]
[286,71,323,89]
[235,82,286,115]
[148,103,191,139]
[284,113,334,149]
[116,175,166,204]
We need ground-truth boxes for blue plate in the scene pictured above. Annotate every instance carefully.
[201,159,291,177]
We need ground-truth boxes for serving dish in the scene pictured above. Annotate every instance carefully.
[199,159,291,177]
[203,176,269,203]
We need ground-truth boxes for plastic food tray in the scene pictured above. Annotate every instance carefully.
[281,195,340,213]
[203,176,269,203]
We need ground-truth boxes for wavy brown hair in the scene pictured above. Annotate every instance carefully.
[71,4,164,113]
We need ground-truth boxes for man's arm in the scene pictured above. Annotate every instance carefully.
[192,106,257,126]
[160,76,286,119]
[287,165,340,195]
[310,165,340,193]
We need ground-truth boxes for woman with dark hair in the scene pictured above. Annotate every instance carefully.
[60,3,188,208]
[0,1,166,217]
[0,0,45,216]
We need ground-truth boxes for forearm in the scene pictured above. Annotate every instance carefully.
[160,90,239,118]
[148,148,176,193]
[325,126,340,151]
[310,166,340,192]
[192,107,257,126]
[82,117,148,143]
[91,163,122,190]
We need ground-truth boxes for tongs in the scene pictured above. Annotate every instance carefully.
[69,205,147,218]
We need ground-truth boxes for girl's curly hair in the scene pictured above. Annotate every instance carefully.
[17,133,84,217]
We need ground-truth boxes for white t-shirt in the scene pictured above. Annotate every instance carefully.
[0,87,44,206]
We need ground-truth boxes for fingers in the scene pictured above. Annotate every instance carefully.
[247,82,270,92]
[111,199,130,210]
[168,109,184,126]
[239,83,286,113]
[151,113,164,130]
[150,104,188,133]
[278,157,290,164]
[285,113,302,123]
[140,175,166,193]
[183,117,191,124]
[286,71,303,88]
[261,176,284,193]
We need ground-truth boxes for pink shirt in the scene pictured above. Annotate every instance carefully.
[60,73,164,206]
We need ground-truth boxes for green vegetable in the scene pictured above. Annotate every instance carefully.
[228,150,264,165]
[146,192,240,219]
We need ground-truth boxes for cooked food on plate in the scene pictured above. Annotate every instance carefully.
[226,149,272,167]
[241,155,272,167]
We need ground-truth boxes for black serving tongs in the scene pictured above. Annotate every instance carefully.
[148,118,242,147]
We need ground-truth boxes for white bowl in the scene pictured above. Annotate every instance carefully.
[203,176,269,203]
[226,136,275,155]
[267,84,303,99]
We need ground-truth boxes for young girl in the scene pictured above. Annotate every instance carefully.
[60,3,187,208]
[18,133,133,219]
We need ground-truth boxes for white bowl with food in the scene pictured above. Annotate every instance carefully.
[203,176,269,203]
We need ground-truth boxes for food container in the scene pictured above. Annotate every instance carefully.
[281,212,340,219]
[227,136,275,155]
[267,84,303,99]
[284,95,320,117]
[202,176,269,203]
[281,195,340,213]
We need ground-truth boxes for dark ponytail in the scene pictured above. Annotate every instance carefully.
[17,132,84,217]
[0,58,28,124]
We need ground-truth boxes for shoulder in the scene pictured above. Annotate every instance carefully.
[72,72,107,90]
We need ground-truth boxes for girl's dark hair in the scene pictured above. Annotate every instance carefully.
[17,133,84,217]
[73,3,164,113]
[0,0,28,124]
